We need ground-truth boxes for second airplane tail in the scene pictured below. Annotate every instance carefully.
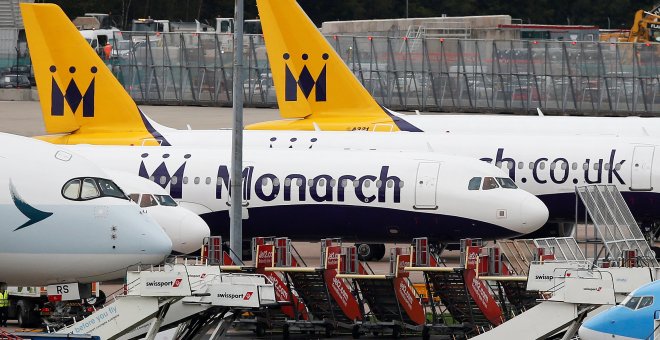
[21,3,166,145]
[250,0,421,132]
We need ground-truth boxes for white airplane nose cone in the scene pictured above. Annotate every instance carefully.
[142,221,173,262]
[520,196,549,234]
[178,213,211,254]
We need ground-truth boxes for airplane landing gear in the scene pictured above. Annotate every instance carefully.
[356,243,386,261]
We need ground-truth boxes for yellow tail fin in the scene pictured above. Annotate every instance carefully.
[248,0,421,132]
[21,3,166,145]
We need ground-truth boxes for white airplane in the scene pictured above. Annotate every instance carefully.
[63,145,549,260]
[0,133,172,286]
[108,170,210,254]
[209,131,660,230]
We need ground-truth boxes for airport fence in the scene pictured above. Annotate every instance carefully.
[0,28,30,69]
[23,30,660,115]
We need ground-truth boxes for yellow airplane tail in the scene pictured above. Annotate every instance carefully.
[249,0,422,132]
[21,3,168,145]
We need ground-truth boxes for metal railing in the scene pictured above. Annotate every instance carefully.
[20,30,660,115]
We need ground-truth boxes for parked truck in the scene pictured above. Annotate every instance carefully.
[6,283,104,329]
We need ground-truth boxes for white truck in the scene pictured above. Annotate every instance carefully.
[6,283,103,328]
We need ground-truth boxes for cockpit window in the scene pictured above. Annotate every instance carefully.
[63,179,81,200]
[96,178,127,199]
[621,295,654,310]
[128,193,140,203]
[468,177,482,190]
[139,194,158,208]
[638,296,654,309]
[62,177,128,201]
[623,296,641,309]
[80,178,100,199]
[154,194,178,207]
[482,177,499,190]
[496,177,518,189]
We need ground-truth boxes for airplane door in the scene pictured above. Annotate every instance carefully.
[630,146,654,191]
[414,162,440,210]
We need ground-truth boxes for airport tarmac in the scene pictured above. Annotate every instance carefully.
[0,101,282,137]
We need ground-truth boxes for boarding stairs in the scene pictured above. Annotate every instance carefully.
[337,246,430,337]
[57,260,276,340]
[474,232,658,340]
[223,237,309,335]
[117,238,241,340]
[427,269,490,329]
[575,185,659,266]
[405,238,503,335]
[474,262,618,339]
[267,238,362,337]
[495,240,540,313]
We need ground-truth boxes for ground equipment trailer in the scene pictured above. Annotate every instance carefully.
[406,238,507,336]
[336,243,471,339]
[209,236,310,335]
[266,238,363,338]
[53,260,277,340]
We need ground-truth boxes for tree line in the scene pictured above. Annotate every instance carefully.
[43,0,656,31]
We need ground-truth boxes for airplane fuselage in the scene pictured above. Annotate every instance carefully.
[67,146,548,242]
[0,133,172,286]
[141,129,660,224]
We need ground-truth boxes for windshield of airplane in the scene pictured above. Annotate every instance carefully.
[482,177,499,190]
[62,178,128,201]
[468,177,481,190]
[139,194,158,208]
[154,194,178,207]
[97,178,128,199]
[621,295,654,310]
[496,177,518,189]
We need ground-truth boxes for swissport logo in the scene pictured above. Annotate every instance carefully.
[145,278,183,288]
[217,291,254,300]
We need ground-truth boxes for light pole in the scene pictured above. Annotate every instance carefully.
[230,0,245,263]
[14,43,19,88]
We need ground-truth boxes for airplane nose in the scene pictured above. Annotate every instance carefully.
[177,212,211,254]
[519,195,549,234]
[142,218,173,262]
[577,324,606,340]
